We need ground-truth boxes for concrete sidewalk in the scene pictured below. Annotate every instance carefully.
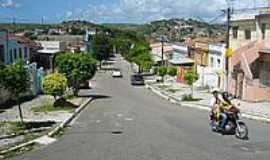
[146,80,270,121]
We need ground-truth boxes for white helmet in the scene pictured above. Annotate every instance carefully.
[211,88,220,93]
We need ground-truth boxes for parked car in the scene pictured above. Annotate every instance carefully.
[131,74,144,85]
[79,80,91,89]
[112,70,123,78]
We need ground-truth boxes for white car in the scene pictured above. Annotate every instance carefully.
[112,70,123,78]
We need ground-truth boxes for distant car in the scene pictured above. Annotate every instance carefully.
[112,70,123,78]
[131,74,144,85]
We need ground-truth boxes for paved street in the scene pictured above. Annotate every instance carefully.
[13,57,270,160]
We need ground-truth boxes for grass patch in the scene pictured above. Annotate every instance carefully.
[181,95,202,102]
[167,88,181,93]
[157,85,170,90]
[31,104,74,113]
[63,94,77,100]
[2,133,38,159]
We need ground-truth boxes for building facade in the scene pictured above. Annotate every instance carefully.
[0,30,32,65]
[229,8,270,102]
[34,41,66,70]
[195,43,226,89]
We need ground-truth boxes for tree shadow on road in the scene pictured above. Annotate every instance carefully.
[78,94,111,100]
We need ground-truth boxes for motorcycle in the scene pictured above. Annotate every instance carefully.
[210,93,249,140]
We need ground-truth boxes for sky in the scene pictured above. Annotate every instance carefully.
[0,0,269,24]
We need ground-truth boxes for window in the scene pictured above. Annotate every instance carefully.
[0,45,5,63]
[261,23,266,40]
[9,49,12,63]
[232,26,238,39]
[19,48,22,59]
[13,48,17,59]
[245,29,251,40]
[217,58,221,68]
[24,47,28,59]
[210,57,214,67]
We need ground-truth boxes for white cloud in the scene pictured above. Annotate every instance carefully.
[0,0,19,8]
[63,0,270,23]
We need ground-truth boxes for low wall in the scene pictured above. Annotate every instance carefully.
[0,88,12,106]
[244,82,270,102]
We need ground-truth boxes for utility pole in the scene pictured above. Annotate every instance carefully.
[161,35,164,66]
[225,7,231,92]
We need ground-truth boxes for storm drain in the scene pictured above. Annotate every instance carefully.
[111,131,123,135]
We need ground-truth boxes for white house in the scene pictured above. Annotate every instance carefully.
[168,43,194,66]
[35,41,66,70]
[150,42,172,65]
[195,43,226,89]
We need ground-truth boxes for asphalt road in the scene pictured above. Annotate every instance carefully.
[13,56,270,160]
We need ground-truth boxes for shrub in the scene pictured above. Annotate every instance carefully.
[181,94,202,102]
[153,67,159,75]
[167,67,177,76]
[42,73,67,101]
[158,67,167,77]
[184,70,199,98]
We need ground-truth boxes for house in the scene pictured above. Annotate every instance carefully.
[150,41,173,65]
[0,29,8,64]
[84,30,96,53]
[187,37,225,89]
[37,35,85,53]
[33,41,66,71]
[195,43,226,89]
[0,29,38,65]
[229,8,270,102]
[167,43,194,83]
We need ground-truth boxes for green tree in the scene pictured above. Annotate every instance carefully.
[42,73,67,101]
[0,61,30,123]
[55,53,96,95]
[92,33,112,68]
[184,70,199,98]
[167,67,177,76]
[158,67,167,82]
[132,52,153,73]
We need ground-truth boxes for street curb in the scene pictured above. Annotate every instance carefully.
[146,84,270,123]
[48,97,93,137]
[0,97,93,156]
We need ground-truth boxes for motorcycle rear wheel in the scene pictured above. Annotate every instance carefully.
[235,122,248,140]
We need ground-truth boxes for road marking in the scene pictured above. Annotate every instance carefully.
[116,113,123,117]
[125,118,133,121]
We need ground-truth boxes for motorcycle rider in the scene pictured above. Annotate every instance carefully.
[209,88,228,131]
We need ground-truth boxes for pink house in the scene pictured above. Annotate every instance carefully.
[229,9,270,102]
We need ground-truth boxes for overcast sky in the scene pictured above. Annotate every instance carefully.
[0,0,269,23]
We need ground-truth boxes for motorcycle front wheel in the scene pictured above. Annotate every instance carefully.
[235,121,248,140]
